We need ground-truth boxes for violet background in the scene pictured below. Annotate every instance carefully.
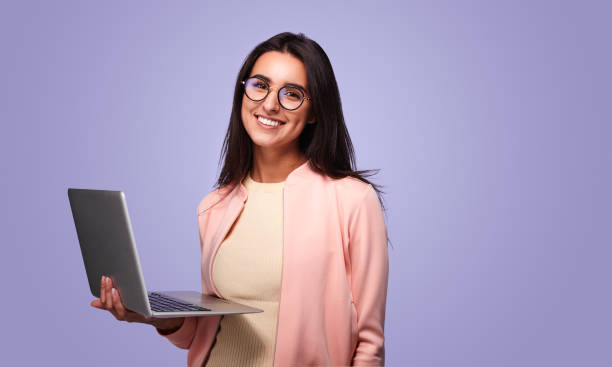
[1,0,610,366]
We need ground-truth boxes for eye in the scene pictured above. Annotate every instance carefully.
[255,81,268,90]
[282,87,303,101]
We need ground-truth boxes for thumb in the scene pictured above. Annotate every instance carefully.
[91,300,104,309]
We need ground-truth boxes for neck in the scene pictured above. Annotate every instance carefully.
[251,145,307,183]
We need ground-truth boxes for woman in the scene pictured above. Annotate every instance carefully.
[92,32,389,366]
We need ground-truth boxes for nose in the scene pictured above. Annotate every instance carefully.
[262,88,281,113]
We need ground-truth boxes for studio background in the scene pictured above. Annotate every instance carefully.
[1,1,610,366]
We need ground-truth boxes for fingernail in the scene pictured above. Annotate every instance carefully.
[112,288,116,296]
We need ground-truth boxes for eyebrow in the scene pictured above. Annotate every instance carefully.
[250,73,308,92]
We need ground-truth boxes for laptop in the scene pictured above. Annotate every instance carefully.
[68,188,262,318]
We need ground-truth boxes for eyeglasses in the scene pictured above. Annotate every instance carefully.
[241,76,311,111]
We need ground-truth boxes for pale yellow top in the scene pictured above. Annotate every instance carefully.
[205,175,284,367]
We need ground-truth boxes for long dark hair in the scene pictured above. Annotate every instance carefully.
[215,32,385,209]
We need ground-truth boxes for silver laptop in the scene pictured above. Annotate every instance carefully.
[68,188,262,318]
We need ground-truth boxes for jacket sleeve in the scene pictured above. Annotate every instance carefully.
[349,185,389,366]
[156,317,198,349]
[156,316,222,351]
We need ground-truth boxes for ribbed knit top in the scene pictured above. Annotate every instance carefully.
[205,175,284,367]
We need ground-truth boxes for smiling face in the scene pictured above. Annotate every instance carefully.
[241,51,315,154]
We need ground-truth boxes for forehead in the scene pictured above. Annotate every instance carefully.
[250,51,308,88]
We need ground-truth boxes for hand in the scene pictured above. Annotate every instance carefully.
[91,275,184,332]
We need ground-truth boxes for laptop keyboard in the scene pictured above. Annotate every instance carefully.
[148,292,210,312]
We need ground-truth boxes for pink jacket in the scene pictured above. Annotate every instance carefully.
[160,162,389,366]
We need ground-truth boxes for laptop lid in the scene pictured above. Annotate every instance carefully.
[68,188,152,315]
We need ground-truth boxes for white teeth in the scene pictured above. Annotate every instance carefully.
[257,116,283,127]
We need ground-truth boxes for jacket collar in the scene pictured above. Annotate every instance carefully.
[204,160,316,214]
[234,160,313,199]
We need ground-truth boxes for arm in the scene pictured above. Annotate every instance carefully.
[156,316,198,349]
[349,185,389,366]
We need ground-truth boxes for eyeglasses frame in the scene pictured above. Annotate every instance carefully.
[241,76,312,111]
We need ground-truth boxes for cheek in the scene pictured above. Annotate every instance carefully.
[296,108,312,125]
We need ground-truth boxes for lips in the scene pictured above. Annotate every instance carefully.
[256,114,286,127]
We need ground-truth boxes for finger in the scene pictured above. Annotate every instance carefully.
[105,277,114,311]
[112,288,127,320]
[106,278,123,320]
[100,276,106,304]
[91,299,104,309]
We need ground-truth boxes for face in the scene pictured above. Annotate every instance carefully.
[241,51,315,153]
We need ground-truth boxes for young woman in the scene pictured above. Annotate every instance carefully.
[93,32,389,366]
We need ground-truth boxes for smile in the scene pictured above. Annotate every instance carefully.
[257,115,286,127]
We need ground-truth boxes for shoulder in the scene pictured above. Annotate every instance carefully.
[309,175,386,241]
[332,175,374,199]
[319,171,376,204]
[196,185,236,216]
[297,166,378,214]
[331,176,381,220]
[296,162,374,202]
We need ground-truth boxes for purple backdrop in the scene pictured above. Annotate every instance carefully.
[1,1,610,366]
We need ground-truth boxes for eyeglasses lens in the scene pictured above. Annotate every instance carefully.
[279,86,304,110]
[244,78,269,101]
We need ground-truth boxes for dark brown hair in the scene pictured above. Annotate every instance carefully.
[215,32,385,209]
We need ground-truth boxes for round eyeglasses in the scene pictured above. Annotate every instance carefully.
[241,76,311,111]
